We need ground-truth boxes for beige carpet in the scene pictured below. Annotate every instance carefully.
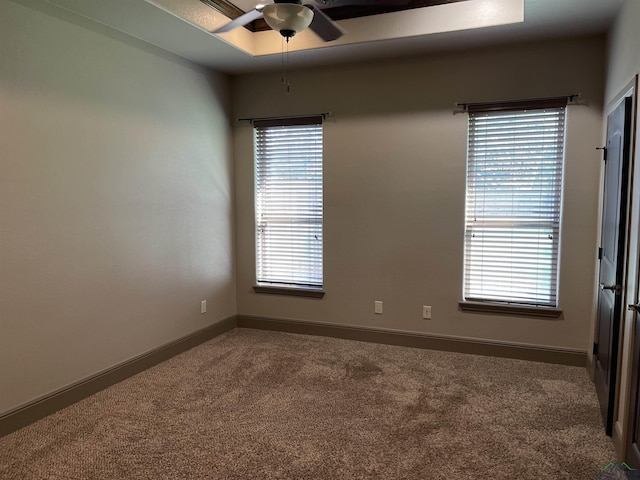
[0,328,617,479]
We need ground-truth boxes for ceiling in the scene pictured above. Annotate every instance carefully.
[41,0,624,74]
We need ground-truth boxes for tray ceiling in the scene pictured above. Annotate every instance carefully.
[40,0,624,73]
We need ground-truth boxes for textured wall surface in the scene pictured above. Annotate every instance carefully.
[0,0,235,414]
[233,35,605,351]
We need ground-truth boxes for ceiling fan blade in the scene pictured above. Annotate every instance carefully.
[314,0,455,6]
[307,5,344,41]
[212,8,264,33]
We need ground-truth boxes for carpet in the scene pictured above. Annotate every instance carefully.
[0,328,618,479]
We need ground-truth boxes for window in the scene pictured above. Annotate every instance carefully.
[254,117,323,294]
[462,100,566,310]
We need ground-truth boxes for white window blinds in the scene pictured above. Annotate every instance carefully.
[464,101,566,307]
[255,118,323,288]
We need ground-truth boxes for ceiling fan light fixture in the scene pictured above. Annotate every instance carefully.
[262,3,314,38]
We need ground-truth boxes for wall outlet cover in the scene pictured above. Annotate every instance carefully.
[374,301,383,314]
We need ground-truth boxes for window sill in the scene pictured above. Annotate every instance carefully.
[253,285,325,298]
[459,301,562,319]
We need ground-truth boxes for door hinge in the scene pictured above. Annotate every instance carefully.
[593,342,599,355]
[597,146,608,161]
[598,247,603,260]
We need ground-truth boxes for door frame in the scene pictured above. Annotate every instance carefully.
[600,76,638,458]
[594,91,634,437]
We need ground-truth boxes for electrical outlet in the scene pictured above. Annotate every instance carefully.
[201,300,207,314]
[374,301,383,315]
[422,305,432,320]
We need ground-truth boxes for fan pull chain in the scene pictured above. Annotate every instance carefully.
[285,38,291,93]
[281,36,286,87]
[280,36,292,94]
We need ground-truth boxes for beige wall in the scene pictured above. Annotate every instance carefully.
[605,0,640,104]
[0,0,235,415]
[233,36,605,351]
[603,0,640,457]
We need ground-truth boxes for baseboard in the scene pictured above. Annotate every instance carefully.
[1,314,587,438]
[587,353,596,381]
[0,316,236,438]
[611,421,626,460]
[237,315,587,367]
[614,420,626,459]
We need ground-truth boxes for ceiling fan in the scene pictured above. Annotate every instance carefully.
[211,0,470,42]
[213,0,345,42]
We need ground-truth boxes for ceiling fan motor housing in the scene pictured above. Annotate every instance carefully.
[262,2,314,38]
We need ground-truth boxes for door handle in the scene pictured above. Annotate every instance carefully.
[628,304,640,312]
[600,283,622,294]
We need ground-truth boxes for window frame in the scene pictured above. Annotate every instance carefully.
[253,116,325,298]
[460,98,567,317]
